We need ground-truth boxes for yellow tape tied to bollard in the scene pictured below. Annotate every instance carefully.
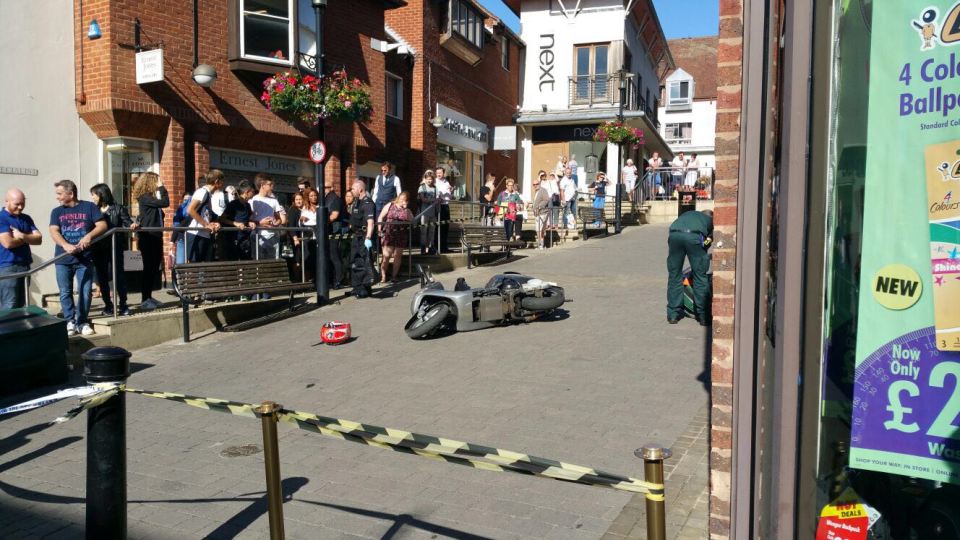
[120,388,664,500]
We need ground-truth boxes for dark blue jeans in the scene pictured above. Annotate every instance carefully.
[0,263,30,309]
[55,262,94,324]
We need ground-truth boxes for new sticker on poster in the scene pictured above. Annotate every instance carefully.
[849,0,960,486]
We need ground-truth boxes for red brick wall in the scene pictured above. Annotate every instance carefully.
[710,0,743,537]
[386,0,521,197]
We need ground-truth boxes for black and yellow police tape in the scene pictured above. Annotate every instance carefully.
[119,388,664,500]
[54,383,122,424]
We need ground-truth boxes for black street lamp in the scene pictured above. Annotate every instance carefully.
[615,69,628,233]
[313,0,327,188]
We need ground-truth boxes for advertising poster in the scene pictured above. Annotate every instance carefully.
[849,0,960,485]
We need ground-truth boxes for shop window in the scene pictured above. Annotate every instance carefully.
[572,43,610,104]
[668,79,692,109]
[385,72,403,120]
[99,138,158,216]
[500,37,509,71]
[665,122,692,145]
[230,0,295,69]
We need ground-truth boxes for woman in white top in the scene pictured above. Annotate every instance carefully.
[684,153,701,187]
[555,155,568,178]
[295,188,319,281]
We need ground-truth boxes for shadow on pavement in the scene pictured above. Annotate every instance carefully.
[296,499,493,540]
[696,324,712,392]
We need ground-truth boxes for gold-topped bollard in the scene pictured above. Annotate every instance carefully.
[636,444,672,540]
[257,401,285,540]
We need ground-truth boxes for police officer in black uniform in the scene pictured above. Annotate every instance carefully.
[348,180,377,298]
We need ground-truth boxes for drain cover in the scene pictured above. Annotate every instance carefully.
[219,444,262,458]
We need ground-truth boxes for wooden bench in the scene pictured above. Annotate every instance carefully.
[460,225,524,268]
[578,207,612,239]
[173,259,314,342]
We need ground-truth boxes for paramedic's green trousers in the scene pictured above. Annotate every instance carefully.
[667,232,710,321]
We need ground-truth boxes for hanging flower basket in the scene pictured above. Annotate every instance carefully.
[592,121,645,149]
[261,70,373,125]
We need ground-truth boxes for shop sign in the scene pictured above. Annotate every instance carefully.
[532,124,598,142]
[0,166,38,176]
[209,148,313,178]
[814,488,874,540]
[135,49,164,85]
[436,104,488,154]
[849,0,960,487]
[492,126,517,150]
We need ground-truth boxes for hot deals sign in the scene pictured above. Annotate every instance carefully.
[849,0,960,485]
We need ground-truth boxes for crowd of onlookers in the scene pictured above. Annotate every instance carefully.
[0,151,683,332]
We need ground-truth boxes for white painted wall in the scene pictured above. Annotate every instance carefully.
[519,0,661,114]
[0,0,100,302]
[658,99,717,169]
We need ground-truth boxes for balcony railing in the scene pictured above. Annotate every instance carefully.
[567,73,659,128]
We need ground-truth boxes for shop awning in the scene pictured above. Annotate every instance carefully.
[517,109,673,160]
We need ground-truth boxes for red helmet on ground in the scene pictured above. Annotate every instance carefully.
[321,321,351,345]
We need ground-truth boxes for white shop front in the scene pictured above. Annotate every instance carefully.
[435,104,488,201]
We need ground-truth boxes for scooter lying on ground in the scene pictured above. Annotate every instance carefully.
[404,266,566,339]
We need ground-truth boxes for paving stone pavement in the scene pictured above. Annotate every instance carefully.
[0,224,710,539]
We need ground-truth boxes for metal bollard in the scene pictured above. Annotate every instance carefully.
[84,347,131,540]
[257,401,285,540]
[316,206,329,305]
[636,444,671,540]
[615,183,623,234]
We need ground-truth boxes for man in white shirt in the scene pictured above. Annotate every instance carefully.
[559,168,578,229]
[186,170,224,262]
[250,173,287,260]
[371,162,402,221]
[435,166,453,252]
[621,159,639,203]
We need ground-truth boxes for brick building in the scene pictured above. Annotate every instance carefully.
[70,0,409,216]
[384,0,524,199]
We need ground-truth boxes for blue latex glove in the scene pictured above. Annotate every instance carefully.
[364,238,373,250]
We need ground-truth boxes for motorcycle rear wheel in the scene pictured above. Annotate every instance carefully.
[405,303,451,339]
[520,287,564,311]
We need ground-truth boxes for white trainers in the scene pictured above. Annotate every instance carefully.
[80,323,95,336]
[66,321,78,336]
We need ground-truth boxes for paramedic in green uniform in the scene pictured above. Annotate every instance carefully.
[667,209,713,325]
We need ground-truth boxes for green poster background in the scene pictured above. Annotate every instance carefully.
[850,0,960,484]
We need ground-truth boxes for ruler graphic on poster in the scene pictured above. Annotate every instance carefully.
[849,0,960,485]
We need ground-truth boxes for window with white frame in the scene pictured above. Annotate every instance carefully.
[241,0,295,64]
[668,79,693,108]
[450,0,484,49]
[664,122,692,145]
[500,37,509,70]
[385,73,403,119]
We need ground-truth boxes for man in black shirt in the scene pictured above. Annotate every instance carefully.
[218,181,257,260]
[323,180,346,288]
[348,180,377,298]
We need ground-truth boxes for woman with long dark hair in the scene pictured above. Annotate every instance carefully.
[131,172,169,311]
[89,183,133,315]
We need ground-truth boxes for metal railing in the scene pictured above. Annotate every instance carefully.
[639,166,715,201]
[567,73,659,127]
[0,225,321,320]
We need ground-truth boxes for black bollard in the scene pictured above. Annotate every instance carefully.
[84,346,131,540]
[316,206,329,304]
[615,183,623,234]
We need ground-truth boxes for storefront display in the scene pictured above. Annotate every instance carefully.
[815,0,960,537]
[436,104,488,201]
[100,137,158,215]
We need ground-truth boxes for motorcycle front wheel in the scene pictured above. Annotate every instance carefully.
[405,303,451,339]
[520,287,565,311]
